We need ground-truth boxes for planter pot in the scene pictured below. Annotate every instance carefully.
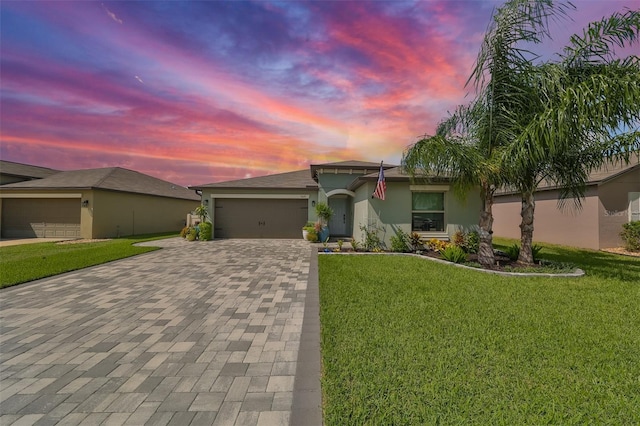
[302,229,309,240]
[319,226,330,243]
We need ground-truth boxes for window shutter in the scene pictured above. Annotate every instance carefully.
[629,192,640,222]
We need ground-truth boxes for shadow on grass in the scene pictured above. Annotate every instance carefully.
[494,239,640,282]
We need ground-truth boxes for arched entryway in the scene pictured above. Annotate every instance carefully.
[325,189,355,237]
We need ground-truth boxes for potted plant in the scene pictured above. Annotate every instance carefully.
[315,202,333,242]
[302,221,315,240]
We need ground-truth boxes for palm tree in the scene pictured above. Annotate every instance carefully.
[404,103,503,267]
[498,8,640,263]
[406,0,640,266]
[404,0,569,267]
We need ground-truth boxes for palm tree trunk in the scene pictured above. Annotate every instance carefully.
[518,190,535,264]
[478,184,496,267]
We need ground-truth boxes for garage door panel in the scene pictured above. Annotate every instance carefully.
[214,198,307,239]
[2,199,81,239]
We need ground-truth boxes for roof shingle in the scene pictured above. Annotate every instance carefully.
[0,167,199,200]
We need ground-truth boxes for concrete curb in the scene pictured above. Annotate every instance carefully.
[318,251,585,278]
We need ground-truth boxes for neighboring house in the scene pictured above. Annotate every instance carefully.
[492,161,640,250]
[190,160,481,246]
[0,160,59,185]
[0,166,200,239]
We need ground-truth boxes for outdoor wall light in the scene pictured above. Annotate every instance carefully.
[312,200,316,207]
[204,199,209,205]
[82,200,89,207]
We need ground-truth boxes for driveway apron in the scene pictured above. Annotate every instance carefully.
[0,238,317,426]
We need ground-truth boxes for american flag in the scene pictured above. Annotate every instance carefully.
[372,162,386,200]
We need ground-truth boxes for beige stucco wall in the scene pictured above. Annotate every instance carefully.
[91,190,199,238]
[598,167,640,248]
[493,187,600,249]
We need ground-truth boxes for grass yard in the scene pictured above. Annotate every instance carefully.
[0,233,174,288]
[319,242,640,425]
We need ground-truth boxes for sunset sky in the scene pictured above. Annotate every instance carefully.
[0,1,635,187]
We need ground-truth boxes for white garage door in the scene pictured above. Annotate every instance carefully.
[1,198,81,238]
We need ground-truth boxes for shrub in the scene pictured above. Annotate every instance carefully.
[426,238,448,253]
[440,245,467,263]
[186,227,197,241]
[390,229,410,252]
[306,229,319,242]
[350,238,360,251]
[452,230,466,247]
[620,221,640,251]
[505,244,520,261]
[360,224,383,252]
[408,232,423,252]
[179,226,189,238]
[466,231,480,254]
[505,243,544,262]
[199,222,212,241]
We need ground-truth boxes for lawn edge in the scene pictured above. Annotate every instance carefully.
[318,251,585,278]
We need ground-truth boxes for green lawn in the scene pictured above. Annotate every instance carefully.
[0,233,175,288]
[319,242,640,425]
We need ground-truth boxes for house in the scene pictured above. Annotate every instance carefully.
[0,165,200,239]
[0,160,59,185]
[492,160,640,250]
[190,160,481,246]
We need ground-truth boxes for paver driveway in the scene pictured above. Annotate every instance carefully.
[0,238,316,426]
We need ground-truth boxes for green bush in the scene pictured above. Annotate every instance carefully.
[360,224,382,252]
[306,229,318,242]
[179,226,189,238]
[620,221,640,251]
[505,244,520,261]
[440,245,467,263]
[506,243,543,262]
[390,229,410,252]
[466,231,480,254]
[199,222,212,241]
[186,227,197,241]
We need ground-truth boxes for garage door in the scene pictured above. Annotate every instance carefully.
[214,198,308,238]
[1,198,81,238]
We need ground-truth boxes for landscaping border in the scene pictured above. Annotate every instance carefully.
[318,251,585,278]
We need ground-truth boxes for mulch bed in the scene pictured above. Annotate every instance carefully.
[318,247,527,272]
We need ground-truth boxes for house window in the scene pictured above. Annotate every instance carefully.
[412,192,445,232]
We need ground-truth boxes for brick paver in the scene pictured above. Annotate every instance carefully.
[0,238,318,425]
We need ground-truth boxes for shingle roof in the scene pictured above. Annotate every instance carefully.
[496,157,640,195]
[0,167,200,200]
[347,167,451,191]
[190,169,318,190]
[0,160,59,180]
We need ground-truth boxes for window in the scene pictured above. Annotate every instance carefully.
[412,192,445,232]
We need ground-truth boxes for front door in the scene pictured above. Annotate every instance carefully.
[328,196,349,236]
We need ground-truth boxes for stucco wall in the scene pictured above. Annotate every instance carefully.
[353,182,481,248]
[493,187,600,249]
[92,190,199,238]
[598,167,640,248]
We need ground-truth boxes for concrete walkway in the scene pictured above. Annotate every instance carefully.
[0,238,322,426]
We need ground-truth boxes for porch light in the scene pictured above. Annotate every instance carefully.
[82,200,89,207]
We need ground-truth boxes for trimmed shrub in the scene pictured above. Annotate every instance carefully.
[620,221,640,251]
[390,229,411,252]
[440,245,467,263]
[199,222,212,241]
